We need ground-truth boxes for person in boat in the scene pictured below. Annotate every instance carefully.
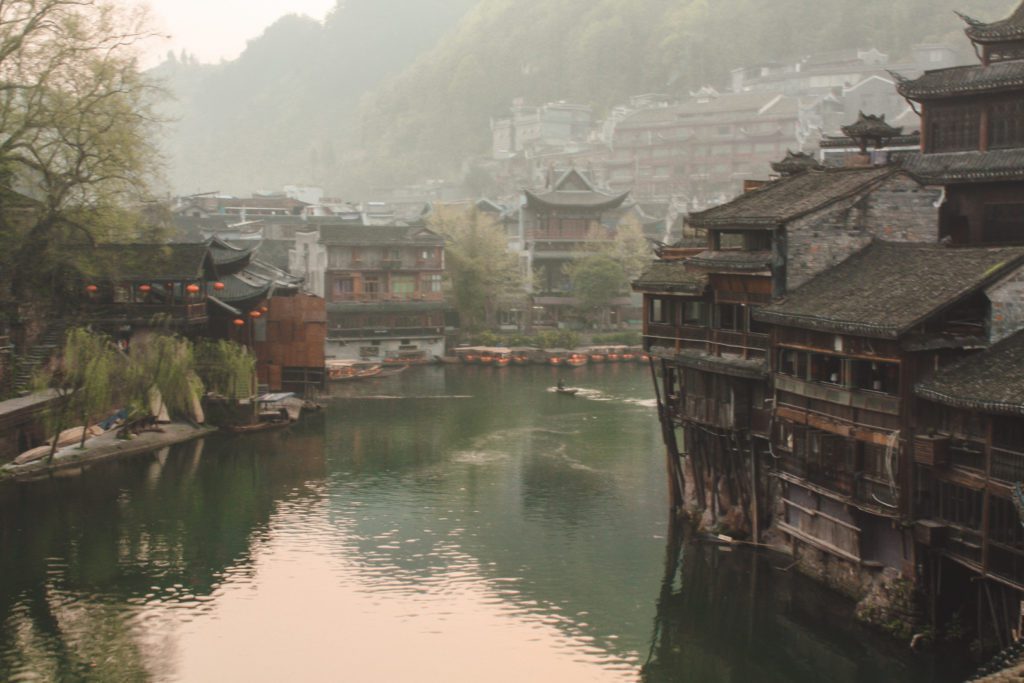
[557,379,565,391]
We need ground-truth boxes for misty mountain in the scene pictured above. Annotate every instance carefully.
[152,0,478,196]
[155,0,1016,197]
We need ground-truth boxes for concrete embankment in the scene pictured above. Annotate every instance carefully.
[0,423,216,482]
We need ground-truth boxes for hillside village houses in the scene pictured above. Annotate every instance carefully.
[634,0,1024,646]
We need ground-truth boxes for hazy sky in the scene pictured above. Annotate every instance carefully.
[143,0,336,65]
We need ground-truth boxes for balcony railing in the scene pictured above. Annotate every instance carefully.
[645,323,768,360]
[85,302,208,324]
[992,446,1024,483]
[330,293,443,303]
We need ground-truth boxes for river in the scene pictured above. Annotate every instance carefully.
[0,365,971,681]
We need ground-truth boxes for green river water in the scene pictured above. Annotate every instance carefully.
[0,365,971,681]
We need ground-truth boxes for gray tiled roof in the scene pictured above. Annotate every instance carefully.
[962,2,1024,43]
[687,250,772,272]
[754,241,1024,338]
[632,261,709,294]
[687,167,897,228]
[524,189,630,211]
[319,225,443,246]
[917,330,1024,416]
[898,149,1024,184]
[898,60,1024,100]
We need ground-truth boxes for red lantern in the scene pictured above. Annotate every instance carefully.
[85,284,98,293]
[138,284,152,293]
[213,281,225,291]
[186,284,200,294]
[260,305,269,313]
[233,318,245,327]
[249,310,262,319]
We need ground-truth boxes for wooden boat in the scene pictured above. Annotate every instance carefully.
[326,359,382,381]
[376,365,409,377]
[455,346,484,364]
[223,419,291,434]
[587,346,607,363]
[545,349,570,366]
[555,387,579,396]
[478,347,495,365]
[509,347,535,366]
[606,345,626,362]
[566,351,589,367]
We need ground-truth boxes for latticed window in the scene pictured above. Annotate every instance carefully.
[990,97,1024,149]
[927,104,980,152]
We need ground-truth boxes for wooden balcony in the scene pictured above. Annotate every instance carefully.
[644,323,768,360]
[85,302,208,326]
[992,445,1024,483]
[775,375,901,438]
[330,293,443,303]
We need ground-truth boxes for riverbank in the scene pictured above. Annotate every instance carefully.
[0,422,216,482]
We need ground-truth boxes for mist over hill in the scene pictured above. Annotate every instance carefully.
[154,0,1017,198]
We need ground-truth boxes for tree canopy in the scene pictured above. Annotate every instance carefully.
[0,0,162,316]
[427,205,527,332]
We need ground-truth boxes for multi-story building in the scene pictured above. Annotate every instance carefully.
[756,243,1024,601]
[635,161,939,531]
[291,224,448,364]
[522,169,630,327]
[606,90,801,205]
[491,100,593,160]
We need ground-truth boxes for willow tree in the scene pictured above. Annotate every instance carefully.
[0,0,163,317]
[34,327,125,459]
[194,339,256,400]
[128,334,202,422]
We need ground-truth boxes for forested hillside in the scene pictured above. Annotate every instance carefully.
[152,0,477,195]
[155,0,1017,196]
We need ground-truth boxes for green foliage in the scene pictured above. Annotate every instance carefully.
[0,1,162,301]
[592,331,642,345]
[195,340,256,399]
[34,327,126,455]
[466,329,580,349]
[128,334,202,421]
[429,205,527,332]
[565,253,627,326]
[533,330,580,350]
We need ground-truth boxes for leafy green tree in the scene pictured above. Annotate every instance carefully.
[428,205,527,332]
[0,0,162,319]
[195,339,256,399]
[34,327,125,458]
[128,333,202,422]
[565,252,626,329]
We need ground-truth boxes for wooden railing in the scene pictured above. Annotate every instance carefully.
[992,446,1024,483]
[330,293,444,303]
[86,302,207,323]
[644,323,768,360]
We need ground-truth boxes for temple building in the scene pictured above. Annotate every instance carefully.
[898,1,1024,245]
[521,169,631,327]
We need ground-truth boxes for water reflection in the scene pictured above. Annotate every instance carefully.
[0,367,967,681]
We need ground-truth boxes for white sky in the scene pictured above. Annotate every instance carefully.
[140,0,337,65]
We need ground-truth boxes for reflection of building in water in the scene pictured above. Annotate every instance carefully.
[641,529,968,683]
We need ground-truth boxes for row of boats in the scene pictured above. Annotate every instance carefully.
[451,345,650,367]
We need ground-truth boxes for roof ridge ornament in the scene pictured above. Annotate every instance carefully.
[954,10,984,28]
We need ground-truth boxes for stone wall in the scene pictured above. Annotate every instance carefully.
[987,265,1024,344]
[785,173,941,292]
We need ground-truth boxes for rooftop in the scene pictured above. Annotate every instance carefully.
[76,243,210,281]
[917,330,1024,416]
[687,166,898,228]
[524,168,629,212]
[898,149,1024,184]
[632,261,709,294]
[897,60,1024,100]
[960,1,1024,44]
[754,241,1024,339]
[319,225,444,246]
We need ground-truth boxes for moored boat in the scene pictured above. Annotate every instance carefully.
[509,347,535,366]
[455,346,484,364]
[546,348,570,366]
[326,360,382,381]
[586,346,607,363]
[566,351,589,367]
